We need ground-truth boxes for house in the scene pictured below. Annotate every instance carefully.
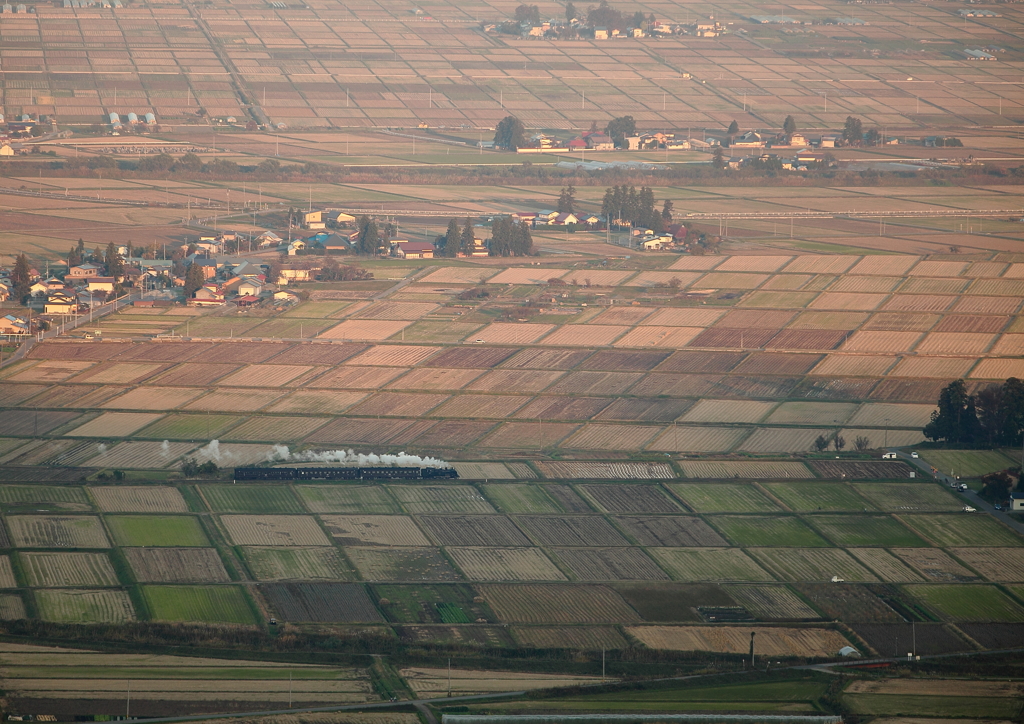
[237,278,266,297]
[44,290,78,314]
[301,210,325,229]
[642,237,670,250]
[191,285,225,306]
[279,268,313,283]
[84,277,116,294]
[586,134,614,150]
[0,144,13,157]
[731,131,764,148]
[695,22,720,36]
[392,241,435,259]
[67,263,102,278]
[819,135,838,148]
[234,294,260,308]
[0,284,10,302]
[594,26,608,39]
[551,212,580,226]
[0,314,29,335]
[511,212,540,224]
[231,261,263,278]
[274,290,300,304]
[322,233,353,254]
[324,210,356,227]
[190,258,219,280]
[1011,492,1024,512]
[287,240,306,256]
[258,231,283,248]
[30,278,64,296]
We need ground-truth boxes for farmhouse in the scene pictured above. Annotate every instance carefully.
[237,278,267,297]
[191,285,226,306]
[731,131,765,148]
[586,134,614,150]
[83,277,115,294]
[67,263,102,278]
[392,241,435,259]
[325,210,356,227]
[0,314,29,335]
[44,290,77,314]
[1011,493,1024,512]
[301,210,325,229]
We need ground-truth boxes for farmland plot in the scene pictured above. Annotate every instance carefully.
[418,516,531,546]
[612,516,727,547]
[892,548,980,582]
[154,364,242,386]
[221,515,331,546]
[143,585,254,624]
[920,450,1017,478]
[711,516,829,548]
[901,515,1022,547]
[627,625,848,657]
[223,416,330,443]
[481,485,560,513]
[513,626,629,651]
[726,584,820,620]
[447,548,567,582]
[106,516,209,547]
[306,366,409,389]
[855,485,963,512]
[265,341,366,364]
[67,412,165,438]
[202,486,305,514]
[295,486,400,514]
[348,392,448,418]
[184,389,283,413]
[89,486,188,513]
[613,327,703,349]
[125,548,230,583]
[513,397,611,421]
[385,367,484,391]
[345,547,460,581]
[740,428,834,454]
[810,355,898,377]
[425,347,518,369]
[7,516,110,549]
[320,515,430,547]
[847,403,937,429]
[0,594,25,620]
[647,426,749,453]
[807,515,929,547]
[668,484,781,514]
[847,549,925,582]
[21,552,118,587]
[401,667,603,697]
[765,483,874,512]
[410,422,498,449]
[907,584,1024,622]
[260,583,382,623]
[36,589,135,623]
[538,325,629,347]
[242,547,353,581]
[135,415,241,441]
[852,623,973,657]
[464,369,564,394]
[469,323,555,345]
[319,320,412,340]
[100,387,205,411]
[552,548,668,581]
[747,549,878,582]
[649,548,774,582]
[6,360,96,383]
[388,486,495,514]
[578,485,682,514]
[562,425,664,451]
[347,345,441,367]
[948,548,1024,582]
[546,371,642,396]
[596,398,692,422]
[452,463,516,481]
[432,395,531,419]
[793,584,901,623]
[515,516,629,547]
[539,462,674,480]
[767,402,858,426]
[480,584,639,624]
[681,400,775,424]
[91,441,197,470]
[500,348,593,370]
[0,485,90,510]
[70,363,166,385]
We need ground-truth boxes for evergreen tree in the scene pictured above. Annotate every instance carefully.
[604,115,637,148]
[565,1,576,21]
[442,218,461,258]
[924,379,983,445]
[727,120,739,136]
[601,187,616,220]
[76,238,86,258]
[557,185,576,214]
[183,261,205,297]
[104,241,125,278]
[357,218,379,256]
[712,146,725,169]
[11,253,31,304]
[513,220,534,256]
[662,199,674,222]
[783,115,797,139]
[460,218,476,256]
[842,116,864,146]
[494,115,526,150]
[68,246,82,269]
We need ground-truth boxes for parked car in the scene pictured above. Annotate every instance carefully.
[882,452,897,460]
[911,451,920,458]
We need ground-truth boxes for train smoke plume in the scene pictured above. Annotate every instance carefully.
[267,446,450,468]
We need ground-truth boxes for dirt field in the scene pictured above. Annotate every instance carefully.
[626,625,849,657]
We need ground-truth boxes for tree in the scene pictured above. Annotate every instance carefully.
[356,217,380,256]
[557,185,576,214]
[833,435,846,452]
[842,116,863,146]
[183,261,205,297]
[11,253,31,304]
[631,10,645,27]
[813,435,829,452]
[68,246,82,269]
[29,125,46,138]
[587,0,625,30]
[865,128,880,146]
[924,379,984,445]
[605,115,637,148]
[513,220,534,256]
[441,218,461,258]
[783,115,796,139]
[174,152,203,172]
[565,1,577,21]
[104,242,124,278]
[854,435,871,452]
[727,120,739,136]
[662,199,674,223]
[514,3,540,25]
[712,146,725,169]
[460,218,476,256]
[494,115,526,150]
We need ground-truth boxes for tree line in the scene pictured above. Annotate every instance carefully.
[924,378,1024,448]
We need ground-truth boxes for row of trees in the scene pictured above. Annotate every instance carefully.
[924,378,1024,447]
[436,218,477,258]
[600,185,670,232]
[66,239,126,278]
[487,217,534,257]
[512,1,654,30]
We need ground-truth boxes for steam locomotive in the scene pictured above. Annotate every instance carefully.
[233,466,459,481]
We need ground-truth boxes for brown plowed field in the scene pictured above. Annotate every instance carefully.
[640,308,724,327]
[218,365,314,388]
[190,343,284,365]
[469,324,556,345]
[991,334,1024,355]
[810,461,913,479]
[908,260,968,277]
[71,362,169,385]
[655,350,746,373]
[513,397,613,421]
[480,584,640,623]
[578,485,681,514]
[953,296,1022,314]
[306,418,416,445]
[613,327,703,349]
[353,302,438,320]
[971,359,1024,379]
[306,366,409,389]
[717,376,800,398]
[788,311,870,329]
[320,320,411,340]
[628,373,723,397]
[842,331,923,353]
[626,271,703,289]
[447,547,566,581]
[968,279,1024,296]
[0,410,80,437]
[689,327,779,349]
[28,341,132,361]
[899,277,969,295]
[612,516,728,546]
[935,316,1009,333]
[850,256,919,275]
[345,345,440,366]
[125,547,229,583]
[717,256,792,273]
[465,369,564,393]
[810,293,888,311]
[546,371,642,395]
[479,422,580,448]
[538,462,674,480]
[869,379,950,402]
[864,313,940,332]
[562,425,664,450]
[811,355,898,377]
[718,310,796,328]
[882,295,957,313]
[553,548,668,581]
[265,343,368,365]
[627,625,848,656]
[914,333,995,355]
[581,350,673,371]
[828,276,902,293]
[538,325,628,346]
[765,329,847,351]
[6,361,96,384]
[500,348,593,369]
[892,548,980,582]
[515,515,629,546]
[384,367,484,390]
[425,346,519,368]
[153,364,241,386]
[110,343,208,363]
[596,398,693,422]
[408,421,497,448]
[734,352,825,375]
[591,307,657,325]
[784,255,859,274]
[432,395,532,418]
[887,358,977,380]
[851,623,974,656]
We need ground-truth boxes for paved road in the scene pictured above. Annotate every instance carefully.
[891,448,1024,536]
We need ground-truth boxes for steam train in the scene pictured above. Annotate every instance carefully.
[233,466,459,481]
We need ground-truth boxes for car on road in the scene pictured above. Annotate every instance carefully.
[882,452,898,460]
[911,451,920,458]
[963,505,976,513]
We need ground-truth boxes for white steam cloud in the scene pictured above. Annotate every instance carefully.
[197,440,235,463]
[266,446,450,469]
[160,440,171,457]
[97,443,108,455]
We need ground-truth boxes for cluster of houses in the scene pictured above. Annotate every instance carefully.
[486,17,724,40]
[517,130,717,153]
